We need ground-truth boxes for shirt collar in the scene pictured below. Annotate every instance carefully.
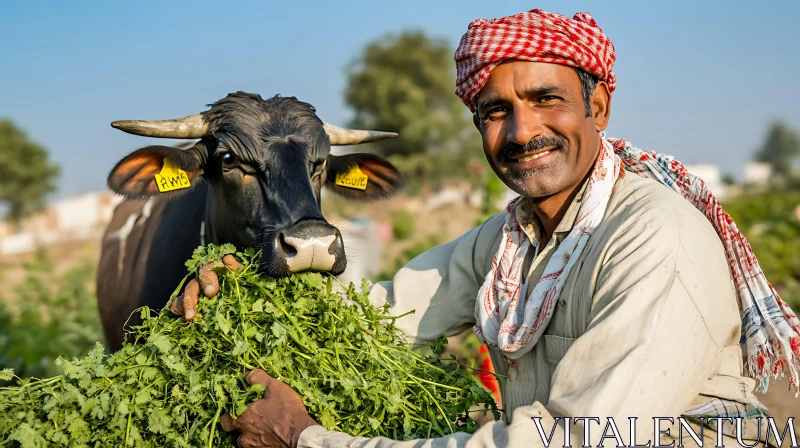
[514,177,590,245]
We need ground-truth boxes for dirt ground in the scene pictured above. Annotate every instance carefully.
[757,376,800,430]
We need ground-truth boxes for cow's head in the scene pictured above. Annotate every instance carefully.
[107,92,402,277]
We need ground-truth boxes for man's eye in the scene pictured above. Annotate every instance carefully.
[486,108,508,119]
[538,96,559,103]
[222,153,237,166]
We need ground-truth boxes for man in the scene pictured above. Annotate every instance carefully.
[172,8,800,448]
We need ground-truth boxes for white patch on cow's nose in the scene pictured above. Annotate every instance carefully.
[283,234,337,272]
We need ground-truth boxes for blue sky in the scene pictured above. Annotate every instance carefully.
[1,1,798,200]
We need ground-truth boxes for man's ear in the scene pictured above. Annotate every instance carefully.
[324,153,403,201]
[592,81,612,132]
[107,144,205,199]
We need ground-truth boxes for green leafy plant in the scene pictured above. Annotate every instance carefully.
[0,251,102,381]
[475,175,506,226]
[722,190,800,308]
[0,244,498,447]
[391,210,415,241]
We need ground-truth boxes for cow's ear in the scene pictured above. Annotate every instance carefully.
[108,145,204,199]
[324,153,403,201]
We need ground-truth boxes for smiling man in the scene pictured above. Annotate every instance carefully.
[173,8,800,448]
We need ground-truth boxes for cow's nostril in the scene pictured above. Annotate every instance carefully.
[328,230,344,255]
[277,232,298,257]
[270,221,341,274]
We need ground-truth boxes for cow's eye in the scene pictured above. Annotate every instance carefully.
[222,152,237,166]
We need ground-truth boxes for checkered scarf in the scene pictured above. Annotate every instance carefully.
[461,9,800,393]
[455,8,616,111]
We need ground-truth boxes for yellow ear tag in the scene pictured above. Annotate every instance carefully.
[154,158,191,193]
[335,165,369,191]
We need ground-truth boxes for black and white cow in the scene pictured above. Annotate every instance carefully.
[97,92,403,351]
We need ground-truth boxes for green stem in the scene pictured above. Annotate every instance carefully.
[208,404,222,448]
[406,376,462,392]
[125,410,132,446]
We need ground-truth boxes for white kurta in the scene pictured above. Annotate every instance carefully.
[299,171,763,447]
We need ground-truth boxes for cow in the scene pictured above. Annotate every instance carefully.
[97,91,403,351]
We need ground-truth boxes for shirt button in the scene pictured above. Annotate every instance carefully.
[558,298,566,308]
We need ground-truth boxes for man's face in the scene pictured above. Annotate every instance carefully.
[475,61,605,198]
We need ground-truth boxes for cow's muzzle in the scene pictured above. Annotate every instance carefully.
[267,219,345,275]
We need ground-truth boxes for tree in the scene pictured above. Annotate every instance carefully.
[721,173,737,186]
[754,121,800,178]
[344,30,478,159]
[0,120,60,226]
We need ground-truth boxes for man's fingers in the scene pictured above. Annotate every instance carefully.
[220,413,238,433]
[237,434,255,448]
[222,254,245,271]
[244,369,272,387]
[183,279,200,321]
[198,263,220,297]
[169,295,185,316]
[175,256,242,322]
[199,256,242,300]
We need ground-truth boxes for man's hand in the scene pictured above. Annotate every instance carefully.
[220,369,318,448]
[169,254,244,321]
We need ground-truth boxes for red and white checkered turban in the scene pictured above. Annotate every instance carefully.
[454,8,617,112]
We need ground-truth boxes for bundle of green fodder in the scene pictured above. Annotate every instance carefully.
[0,244,499,447]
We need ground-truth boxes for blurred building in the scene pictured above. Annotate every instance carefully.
[685,164,726,201]
[744,162,773,186]
[0,192,124,255]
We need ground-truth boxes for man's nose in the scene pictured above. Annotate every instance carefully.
[506,107,544,146]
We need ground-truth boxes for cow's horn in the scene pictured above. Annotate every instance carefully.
[322,122,398,145]
[111,113,209,139]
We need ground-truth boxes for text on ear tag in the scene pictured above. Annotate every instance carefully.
[335,165,369,191]
[155,158,191,193]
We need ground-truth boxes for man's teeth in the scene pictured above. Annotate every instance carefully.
[517,150,552,163]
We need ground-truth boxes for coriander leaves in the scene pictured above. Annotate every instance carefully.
[0,244,498,447]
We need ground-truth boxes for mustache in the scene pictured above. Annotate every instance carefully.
[498,135,567,162]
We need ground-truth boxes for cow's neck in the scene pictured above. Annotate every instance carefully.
[201,191,218,246]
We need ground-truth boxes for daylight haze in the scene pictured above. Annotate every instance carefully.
[1,0,799,199]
